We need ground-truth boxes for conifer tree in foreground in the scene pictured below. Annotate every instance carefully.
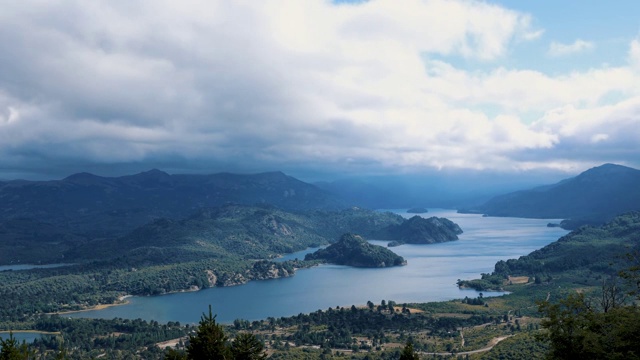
[399,341,419,360]
[230,333,267,360]
[187,305,232,359]
[0,333,30,360]
[184,305,266,360]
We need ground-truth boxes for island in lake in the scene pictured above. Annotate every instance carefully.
[375,216,463,246]
[407,207,428,214]
[305,233,406,268]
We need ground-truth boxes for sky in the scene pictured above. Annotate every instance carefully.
[1,0,639,181]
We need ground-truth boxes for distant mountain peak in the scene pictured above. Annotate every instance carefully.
[136,169,171,177]
[581,163,637,176]
[470,163,640,223]
[253,171,290,180]
[63,172,104,183]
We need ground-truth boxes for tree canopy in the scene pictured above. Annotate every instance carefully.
[182,306,266,360]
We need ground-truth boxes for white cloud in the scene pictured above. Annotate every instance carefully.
[0,0,638,178]
[547,39,594,57]
[521,29,545,41]
[629,38,640,69]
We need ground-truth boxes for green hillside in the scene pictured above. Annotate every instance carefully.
[463,164,640,228]
[305,233,406,267]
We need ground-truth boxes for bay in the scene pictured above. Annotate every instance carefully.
[67,209,567,324]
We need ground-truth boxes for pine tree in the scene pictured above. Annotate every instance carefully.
[187,306,231,360]
[230,333,267,360]
[0,333,29,360]
[399,341,419,360]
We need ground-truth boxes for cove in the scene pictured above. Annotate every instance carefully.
[67,209,568,324]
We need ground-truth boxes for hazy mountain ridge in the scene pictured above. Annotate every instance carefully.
[0,169,346,237]
[462,164,640,227]
[315,171,564,209]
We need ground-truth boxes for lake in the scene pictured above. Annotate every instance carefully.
[67,209,567,324]
[0,263,74,272]
[0,331,56,344]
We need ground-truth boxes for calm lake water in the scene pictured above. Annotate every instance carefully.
[0,263,74,272]
[0,332,55,344]
[67,209,567,324]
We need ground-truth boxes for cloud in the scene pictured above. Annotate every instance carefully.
[629,38,640,69]
[521,29,545,41]
[0,0,637,179]
[547,39,594,57]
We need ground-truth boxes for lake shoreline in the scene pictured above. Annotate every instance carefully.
[52,300,131,315]
[0,330,61,335]
[62,209,567,324]
[52,285,229,316]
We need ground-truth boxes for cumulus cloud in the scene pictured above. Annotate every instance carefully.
[0,0,638,179]
[547,39,594,57]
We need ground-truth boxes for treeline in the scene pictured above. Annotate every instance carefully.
[1,298,521,359]
[0,316,188,360]
[0,257,304,321]
[234,300,500,353]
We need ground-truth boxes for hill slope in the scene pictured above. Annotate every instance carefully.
[373,216,463,245]
[66,205,405,265]
[458,211,640,291]
[464,164,640,225]
[305,233,406,267]
[0,170,345,236]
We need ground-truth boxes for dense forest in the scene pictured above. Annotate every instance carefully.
[373,216,462,245]
[304,233,406,267]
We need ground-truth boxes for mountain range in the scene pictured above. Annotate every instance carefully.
[0,169,344,236]
[462,163,640,227]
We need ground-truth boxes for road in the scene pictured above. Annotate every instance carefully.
[420,335,513,356]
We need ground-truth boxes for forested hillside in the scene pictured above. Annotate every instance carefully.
[458,211,640,292]
[463,164,640,228]
[0,205,462,321]
[305,233,406,267]
[373,216,462,245]
[0,169,345,237]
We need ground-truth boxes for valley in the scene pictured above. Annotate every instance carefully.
[1,166,639,359]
